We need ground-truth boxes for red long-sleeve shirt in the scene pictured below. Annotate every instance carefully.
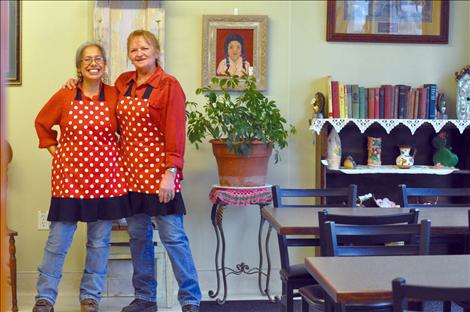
[114,67,186,170]
[35,84,119,148]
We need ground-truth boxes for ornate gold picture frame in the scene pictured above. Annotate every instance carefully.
[202,15,268,91]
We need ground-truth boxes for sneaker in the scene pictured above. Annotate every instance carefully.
[121,299,157,312]
[182,304,199,312]
[80,299,99,312]
[32,299,54,312]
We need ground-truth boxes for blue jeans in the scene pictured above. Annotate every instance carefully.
[35,220,112,305]
[127,213,201,306]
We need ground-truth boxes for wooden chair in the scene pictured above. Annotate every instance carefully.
[271,184,357,312]
[399,184,469,257]
[300,210,430,312]
[399,184,470,208]
[392,277,470,312]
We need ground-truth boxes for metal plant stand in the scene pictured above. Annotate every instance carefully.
[208,185,277,304]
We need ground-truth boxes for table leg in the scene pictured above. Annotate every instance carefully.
[208,204,228,304]
[9,234,18,312]
[257,205,277,302]
[208,204,221,299]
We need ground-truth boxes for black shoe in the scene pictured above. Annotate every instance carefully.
[32,299,54,312]
[121,299,157,312]
[182,304,199,312]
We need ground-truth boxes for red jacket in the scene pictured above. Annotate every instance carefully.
[114,67,186,170]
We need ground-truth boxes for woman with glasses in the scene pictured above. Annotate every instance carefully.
[33,42,131,312]
[64,31,201,312]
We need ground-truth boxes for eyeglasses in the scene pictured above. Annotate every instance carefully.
[81,56,104,65]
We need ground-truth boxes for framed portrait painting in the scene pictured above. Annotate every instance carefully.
[7,0,21,85]
[327,0,449,44]
[202,15,268,90]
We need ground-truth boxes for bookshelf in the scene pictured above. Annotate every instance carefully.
[311,119,470,205]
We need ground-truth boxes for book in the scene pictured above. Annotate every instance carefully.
[419,87,427,119]
[424,84,437,119]
[396,85,409,119]
[351,85,360,118]
[368,87,375,119]
[359,87,366,119]
[338,83,345,118]
[331,80,340,118]
[346,85,353,118]
[383,85,393,119]
[374,88,380,119]
[326,76,333,118]
[379,87,385,119]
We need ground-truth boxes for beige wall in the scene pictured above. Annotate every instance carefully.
[6,0,470,294]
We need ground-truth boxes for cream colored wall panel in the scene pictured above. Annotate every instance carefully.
[7,0,92,272]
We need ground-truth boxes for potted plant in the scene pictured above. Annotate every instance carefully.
[186,75,296,186]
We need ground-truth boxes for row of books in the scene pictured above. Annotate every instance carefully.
[326,78,444,119]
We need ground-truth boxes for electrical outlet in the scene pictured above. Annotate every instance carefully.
[38,211,50,230]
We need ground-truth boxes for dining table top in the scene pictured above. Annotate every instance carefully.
[262,206,469,235]
[304,254,470,304]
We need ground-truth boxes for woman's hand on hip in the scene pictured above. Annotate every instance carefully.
[158,171,176,203]
[47,145,58,156]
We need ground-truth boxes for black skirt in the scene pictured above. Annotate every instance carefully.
[48,194,132,222]
[128,191,186,216]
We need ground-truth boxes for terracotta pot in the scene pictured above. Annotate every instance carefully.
[211,139,272,187]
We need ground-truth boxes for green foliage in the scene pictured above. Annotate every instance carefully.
[186,75,296,163]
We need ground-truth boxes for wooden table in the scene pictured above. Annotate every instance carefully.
[262,207,469,312]
[304,255,470,306]
[262,207,469,236]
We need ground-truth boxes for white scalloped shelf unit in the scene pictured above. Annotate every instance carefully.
[310,118,470,135]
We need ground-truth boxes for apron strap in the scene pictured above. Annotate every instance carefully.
[142,85,154,99]
[75,88,82,101]
[124,80,154,99]
[75,85,105,101]
[124,81,135,97]
[98,84,105,101]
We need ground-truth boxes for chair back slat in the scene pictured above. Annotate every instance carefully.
[399,184,470,208]
[392,277,470,312]
[319,207,430,257]
[336,245,423,257]
[272,184,357,208]
[272,184,358,269]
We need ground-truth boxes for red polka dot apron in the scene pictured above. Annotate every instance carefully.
[52,87,127,199]
[117,82,182,196]
[48,86,131,222]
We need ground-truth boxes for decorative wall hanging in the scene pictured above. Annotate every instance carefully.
[7,0,21,85]
[93,0,165,84]
[327,0,449,44]
[202,15,268,90]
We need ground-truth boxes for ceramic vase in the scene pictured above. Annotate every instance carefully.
[367,137,382,166]
[396,146,416,169]
[327,128,341,170]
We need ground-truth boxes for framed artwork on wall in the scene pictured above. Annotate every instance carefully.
[202,15,268,90]
[7,0,21,85]
[327,0,449,44]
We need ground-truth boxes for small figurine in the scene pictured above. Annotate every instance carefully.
[311,92,325,119]
[327,128,341,170]
[437,94,448,120]
[432,131,458,167]
[343,155,357,169]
